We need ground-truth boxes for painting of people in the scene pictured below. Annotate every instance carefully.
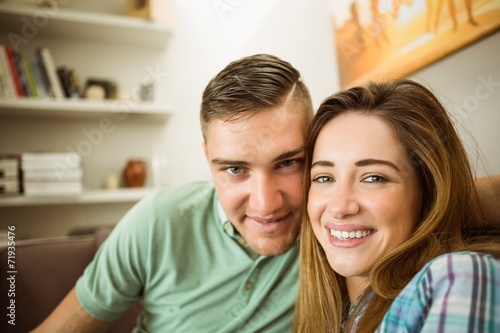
[329,0,500,88]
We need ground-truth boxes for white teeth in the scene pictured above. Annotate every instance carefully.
[330,229,372,240]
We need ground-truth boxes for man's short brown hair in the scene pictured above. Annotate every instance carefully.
[200,54,313,141]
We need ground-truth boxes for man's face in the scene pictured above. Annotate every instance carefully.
[203,106,306,256]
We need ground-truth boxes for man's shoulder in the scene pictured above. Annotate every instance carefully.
[152,181,215,204]
[110,181,218,240]
[145,181,217,218]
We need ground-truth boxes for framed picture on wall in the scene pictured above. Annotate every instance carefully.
[329,0,500,88]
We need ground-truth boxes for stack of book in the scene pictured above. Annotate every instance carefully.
[0,155,20,196]
[0,44,81,100]
[21,152,83,196]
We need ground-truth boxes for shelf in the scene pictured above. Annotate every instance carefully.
[0,99,172,119]
[0,187,156,207]
[0,3,171,49]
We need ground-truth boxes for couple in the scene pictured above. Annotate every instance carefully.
[34,54,499,332]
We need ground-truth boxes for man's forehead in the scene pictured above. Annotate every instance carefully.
[209,107,305,134]
[204,105,306,166]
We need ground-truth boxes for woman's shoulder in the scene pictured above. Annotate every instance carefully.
[381,254,500,332]
[411,251,500,290]
[424,251,499,273]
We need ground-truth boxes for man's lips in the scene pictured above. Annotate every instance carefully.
[249,216,286,224]
[247,213,291,231]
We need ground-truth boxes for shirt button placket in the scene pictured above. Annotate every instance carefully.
[244,281,254,291]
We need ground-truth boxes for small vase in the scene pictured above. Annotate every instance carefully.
[123,159,147,187]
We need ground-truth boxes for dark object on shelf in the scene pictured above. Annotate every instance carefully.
[84,78,117,99]
[57,66,82,98]
[123,159,147,187]
[126,0,170,23]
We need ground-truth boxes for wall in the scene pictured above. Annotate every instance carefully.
[409,31,500,177]
[162,0,339,185]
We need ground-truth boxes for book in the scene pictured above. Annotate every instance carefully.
[0,179,20,195]
[12,50,31,97]
[68,69,82,98]
[23,58,40,98]
[31,60,49,98]
[4,45,24,97]
[0,45,16,99]
[21,151,81,164]
[0,158,19,178]
[23,181,83,196]
[37,47,65,99]
[34,48,54,98]
[21,152,82,184]
[23,169,82,182]
[57,66,79,98]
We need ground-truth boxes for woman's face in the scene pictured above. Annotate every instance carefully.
[308,113,420,299]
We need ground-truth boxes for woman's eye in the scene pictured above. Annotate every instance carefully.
[363,175,388,183]
[312,176,333,183]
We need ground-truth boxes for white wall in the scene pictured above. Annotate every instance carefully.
[410,31,500,177]
[162,0,339,185]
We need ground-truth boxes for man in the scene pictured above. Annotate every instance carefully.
[33,54,314,332]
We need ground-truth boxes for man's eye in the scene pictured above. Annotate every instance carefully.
[280,160,296,168]
[312,176,333,183]
[226,167,243,175]
[363,175,388,183]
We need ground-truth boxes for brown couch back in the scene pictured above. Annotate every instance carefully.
[0,228,141,333]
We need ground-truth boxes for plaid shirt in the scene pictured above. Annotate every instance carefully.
[375,251,500,332]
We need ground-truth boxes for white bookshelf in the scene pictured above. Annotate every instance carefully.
[0,187,156,207]
[0,99,172,118]
[0,3,171,48]
[0,3,172,222]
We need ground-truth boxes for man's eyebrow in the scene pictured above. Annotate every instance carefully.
[355,158,400,171]
[311,159,400,171]
[211,158,249,166]
[211,147,305,166]
[273,147,305,163]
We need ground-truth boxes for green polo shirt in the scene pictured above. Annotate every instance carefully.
[76,181,299,332]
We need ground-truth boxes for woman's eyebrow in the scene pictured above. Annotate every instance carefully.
[355,158,400,171]
[310,159,400,172]
[311,160,334,169]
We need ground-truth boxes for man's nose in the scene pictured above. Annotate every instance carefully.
[248,174,283,217]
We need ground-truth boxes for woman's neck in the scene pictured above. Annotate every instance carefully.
[346,276,370,303]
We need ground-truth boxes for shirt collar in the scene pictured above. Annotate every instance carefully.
[217,200,228,226]
[216,199,254,252]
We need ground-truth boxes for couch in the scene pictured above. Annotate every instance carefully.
[0,227,141,332]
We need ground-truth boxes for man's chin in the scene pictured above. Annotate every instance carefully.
[248,237,297,256]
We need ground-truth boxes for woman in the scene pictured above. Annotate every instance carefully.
[294,79,500,332]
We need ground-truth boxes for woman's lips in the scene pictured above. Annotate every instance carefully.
[325,226,376,248]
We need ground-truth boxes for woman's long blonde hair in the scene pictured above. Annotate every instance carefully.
[293,79,500,333]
